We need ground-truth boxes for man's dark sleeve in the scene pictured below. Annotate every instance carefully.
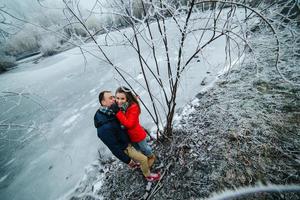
[98,126,131,164]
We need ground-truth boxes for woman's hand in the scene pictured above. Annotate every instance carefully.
[109,102,120,113]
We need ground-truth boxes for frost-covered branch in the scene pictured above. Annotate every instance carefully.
[205,184,300,200]
[196,0,299,86]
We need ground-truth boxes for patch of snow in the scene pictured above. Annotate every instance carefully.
[182,105,196,117]
[219,53,245,76]
[89,88,97,94]
[4,158,16,167]
[0,174,10,183]
[58,160,105,200]
[136,73,144,80]
[191,98,200,106]
[92,102,98,108]
[93,180,103,194]
[80,100,96,111]
[173,104,196,128]
[62,113,80,127]
[63,128,71,134]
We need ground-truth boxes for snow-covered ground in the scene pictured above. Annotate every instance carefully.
[0,11,242,200]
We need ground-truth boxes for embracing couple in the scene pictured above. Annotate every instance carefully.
[94,86,160,182]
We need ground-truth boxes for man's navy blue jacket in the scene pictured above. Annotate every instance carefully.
[94,109,131,164]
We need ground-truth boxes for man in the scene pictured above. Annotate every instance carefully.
[94,90,160,181]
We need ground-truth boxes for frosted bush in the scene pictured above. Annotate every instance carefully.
[85,15,104,34]
[113,15,129,27]
[29,9,65,28]
[6,24,42,56]
[64,23,88,38]
[105,15,115,28]
[0,54,16,72]
[2,1,67,57]
[40,34,60,56]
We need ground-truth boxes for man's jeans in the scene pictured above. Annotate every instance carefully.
[124,144,150,177]
[132,139,153,157]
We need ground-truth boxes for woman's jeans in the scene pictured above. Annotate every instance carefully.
[132,139,153,156]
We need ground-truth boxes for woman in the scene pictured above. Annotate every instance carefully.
[110,86,159,181]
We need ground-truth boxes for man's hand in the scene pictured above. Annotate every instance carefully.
[128,160,137,169]
[109,102,120,113]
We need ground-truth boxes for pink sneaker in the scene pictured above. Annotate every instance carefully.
[146,172,161,182]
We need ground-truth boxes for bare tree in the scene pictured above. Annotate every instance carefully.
[60,0,299,140]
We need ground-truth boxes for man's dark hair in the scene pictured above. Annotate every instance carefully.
[99,90,111,105]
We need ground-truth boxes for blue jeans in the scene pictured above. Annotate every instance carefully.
[132,139,153,157]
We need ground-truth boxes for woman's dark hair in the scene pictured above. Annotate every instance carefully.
[115,86,140,110]
[98,90,111,105]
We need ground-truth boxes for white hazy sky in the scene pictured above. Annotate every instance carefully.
[1,0,100,16]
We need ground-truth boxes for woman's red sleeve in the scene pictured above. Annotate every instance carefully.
[115,104,139,129]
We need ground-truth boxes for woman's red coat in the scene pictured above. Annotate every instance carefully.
[115,103,147,142]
